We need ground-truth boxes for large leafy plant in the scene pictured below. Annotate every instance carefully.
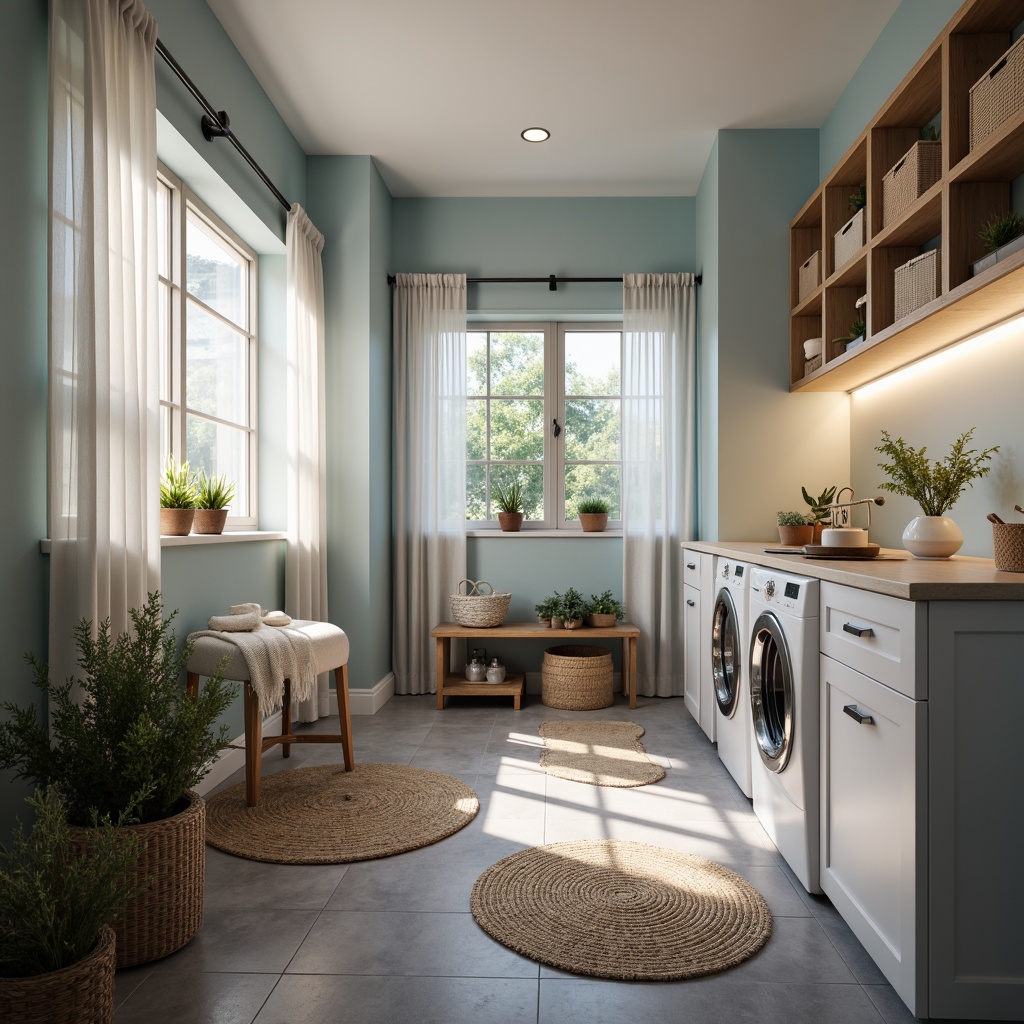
[876,428,999,517]
[0,593,237,826]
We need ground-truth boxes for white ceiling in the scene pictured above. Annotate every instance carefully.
[206,0,902,198]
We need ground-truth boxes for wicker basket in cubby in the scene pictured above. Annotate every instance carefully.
[834,208,864,270]
[894,249,941,322]
[970,33,1024,151]
[882,141,941,228]
[797,250,821,303]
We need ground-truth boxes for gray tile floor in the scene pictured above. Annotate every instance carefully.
[113,693,921,1024]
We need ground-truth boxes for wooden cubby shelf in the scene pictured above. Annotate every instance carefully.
[789,0,1024,392]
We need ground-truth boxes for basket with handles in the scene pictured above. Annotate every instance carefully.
[449,579,512,628]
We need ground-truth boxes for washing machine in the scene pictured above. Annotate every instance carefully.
[711,558,752,798]
[748,566,821,894]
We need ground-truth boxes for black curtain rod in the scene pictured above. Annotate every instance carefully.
[155,39,291,213]
[386,273,702,290]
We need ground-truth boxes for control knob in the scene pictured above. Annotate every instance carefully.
[763,579,775,599]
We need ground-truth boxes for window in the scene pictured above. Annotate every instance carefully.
[157,166,258,526]
[466,322,622,529]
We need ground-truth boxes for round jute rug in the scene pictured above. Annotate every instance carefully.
[538,721,666,787]
[471,840,772,980]
[206,763,479,864]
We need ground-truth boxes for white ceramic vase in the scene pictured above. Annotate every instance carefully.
[902,515,963,558]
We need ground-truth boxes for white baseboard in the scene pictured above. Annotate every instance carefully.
[333,671,395,715]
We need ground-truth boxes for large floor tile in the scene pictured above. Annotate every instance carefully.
[204,847,349,911]
[115,970,277,1024]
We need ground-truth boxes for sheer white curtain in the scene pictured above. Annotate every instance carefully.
[286,204,329,721]
[393,274,467,694]
[622,273,697,697]
[49,0,159,687]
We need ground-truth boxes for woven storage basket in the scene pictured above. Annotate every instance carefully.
[0,925,115,1024]
[882,141,941,227]
[970,33,1024,151]
[894,249,941,321]
[71,790,205,968]
[804,354,823,376]
[993,524,1024,572]
[797,250,821,303]
[449,579,511,628]
[834,208,864,269]
[542,645,614,710]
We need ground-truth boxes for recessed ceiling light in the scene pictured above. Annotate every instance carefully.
[521,127,550,143]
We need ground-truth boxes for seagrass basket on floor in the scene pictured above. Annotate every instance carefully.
[542,645,614,710]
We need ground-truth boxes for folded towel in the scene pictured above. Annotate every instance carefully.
[230,602,263,617]
[208,611,261,632]
[262,610,292,626]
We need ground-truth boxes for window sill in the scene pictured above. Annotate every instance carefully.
[467,529,623,538]
[39,530,286,554]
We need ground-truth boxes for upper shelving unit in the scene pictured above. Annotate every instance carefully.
[788,0,1024,392]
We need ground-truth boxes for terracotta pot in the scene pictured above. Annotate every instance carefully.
[160,507,195,536]
[497,511,524,532]
[579,512,609,533]
[778,524,813,547]
[811,521,825,544]
[192,508,228,535]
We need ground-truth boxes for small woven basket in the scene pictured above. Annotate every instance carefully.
[449,579,511,628]
[970,33,1024,150]
[894,249,941,321]
[993,524,1024,572]
[542,645,614,710]
[834,208,864,270]
[882,140,941,227]
[797,250,821,303]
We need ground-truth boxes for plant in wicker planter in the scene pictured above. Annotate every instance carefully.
[586,590,624,628]
[534,596,559,626]
[193,470,235,536]
[0,593,237,968]
[159,457,198,536]
[777,511,813,547]
[577,497,611,532]
[0,787,146,1024]
[493,479,525,532]
[556,587,587,629]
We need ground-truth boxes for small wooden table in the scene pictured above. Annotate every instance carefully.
[430,621,641,710]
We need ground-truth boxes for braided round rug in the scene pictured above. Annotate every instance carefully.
[471,840,772,980]
[205,763,479,864]
[538,721,666,787]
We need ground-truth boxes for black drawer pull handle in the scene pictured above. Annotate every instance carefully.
[686,598,695,607]
[843,704,875,726]
[843,622,874,638]
[686,562,696,570]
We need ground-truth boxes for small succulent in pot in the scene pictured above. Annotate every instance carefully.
[193,470,236,536]
[159,457,198,536]
[577,497,611,532]
[493,479,525,532]
[777,511,813,547]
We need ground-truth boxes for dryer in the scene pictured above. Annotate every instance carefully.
[748,566,821,894]
[712,558,752,798]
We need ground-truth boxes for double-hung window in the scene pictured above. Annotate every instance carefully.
[466,322,622,529]
[157,165,258,527]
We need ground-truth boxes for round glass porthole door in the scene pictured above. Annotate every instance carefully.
[712,589,740,718]
[749,611,794,773]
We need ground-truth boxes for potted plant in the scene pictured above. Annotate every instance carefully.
[848,182,866,212]
[586,590,624,627]
[833,314,866,354]
[159,457,198,536]
[557,587,587,630]
[0,787,146,1024]
[493,479,525,532]
[0,593,237,967]
[876,427,999,558]
[777,511,813,547]
[534,596,559,627]
[193,470,236,536]
[802,484,837,544]
[972,210,1024,277]
[577,497,611,532]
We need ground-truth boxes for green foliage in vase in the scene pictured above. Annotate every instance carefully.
[587,590,624,619]
[577,497,611,515]
[0,787,146,976]
[978,211,1024,253]
[194,470,236,510]
[0,593,237,825]
[848,183,866,212]
[159,458,198,509]
[876,428,999,517]
[493,478,525,514]
[778,511,811,527]
[801,485,837,524]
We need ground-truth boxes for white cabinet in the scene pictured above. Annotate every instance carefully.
[682,549,714,740]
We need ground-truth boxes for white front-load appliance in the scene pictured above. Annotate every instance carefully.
[712,558,752,798]
[748,566,821,894]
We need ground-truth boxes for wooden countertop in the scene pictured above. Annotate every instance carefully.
[683,540,1024,600]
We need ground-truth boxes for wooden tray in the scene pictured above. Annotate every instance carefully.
[802,543,881,558]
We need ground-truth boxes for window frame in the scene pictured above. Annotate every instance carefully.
[158,162,259,529]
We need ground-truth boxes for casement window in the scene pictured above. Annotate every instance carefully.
[466,322,623,529]
[157,165,258,526]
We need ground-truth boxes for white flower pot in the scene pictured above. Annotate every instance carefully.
[902,515,963,559]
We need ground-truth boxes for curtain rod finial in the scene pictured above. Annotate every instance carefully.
[201,110,231,142]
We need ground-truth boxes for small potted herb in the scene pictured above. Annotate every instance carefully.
[159,457,198,536]
[193,470,236,535]
[556,587,587,630]
[801,484,837,544]
[777,511,813,547]
[577,497,611,532]
[534,596,559,627]
[833,315,866,355]
[586,590,624,627]
[972,210,1024,277]
[493,479,525,532]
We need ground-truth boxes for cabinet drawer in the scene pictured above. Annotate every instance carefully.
[683,549,705,588]
[820,582,924,698]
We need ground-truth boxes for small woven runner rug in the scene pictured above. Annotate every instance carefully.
[471,840,772,980]
[538,721,666,787]
[205,763,479,864]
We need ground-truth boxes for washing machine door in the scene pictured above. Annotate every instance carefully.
[749,610,794,773]
[712,587,741,718]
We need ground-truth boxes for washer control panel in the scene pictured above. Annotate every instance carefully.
[715,558,749,592]
[749,567,818,615]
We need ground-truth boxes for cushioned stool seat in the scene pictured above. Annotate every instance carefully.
[186,620,353,807]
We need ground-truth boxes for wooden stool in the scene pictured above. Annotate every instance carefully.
[186,621,353,807]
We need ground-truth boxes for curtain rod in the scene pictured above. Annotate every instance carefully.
[155,39,291,213]
[386,273,702,290]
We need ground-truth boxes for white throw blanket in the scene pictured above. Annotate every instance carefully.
[190,623,316,718]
